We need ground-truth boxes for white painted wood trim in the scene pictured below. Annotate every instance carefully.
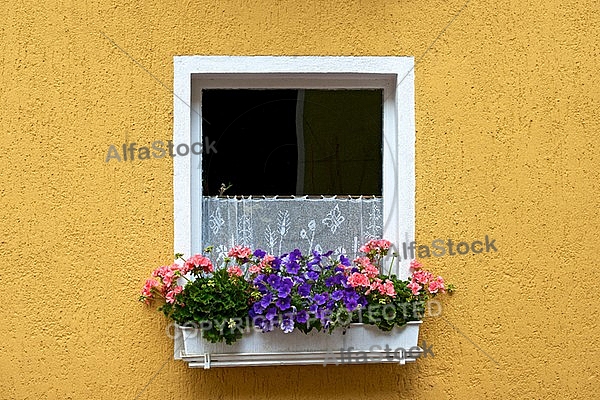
[173,62,192,258]
[295,89,306,196]
[175,56,413,74]
[392,61,416,279]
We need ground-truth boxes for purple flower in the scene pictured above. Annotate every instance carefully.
[289,249,303,260]
[245,246,373,335]
[345,298,358,311]
[293,275,306,285]
[266,306,278,321]
[286,261,300,274]
[259,318,275,332]
[272,257,282,271]
[255,282,269,294]
[324,272,343,288]
[307,271,319,281]
[281,317,295,333]
[282,277,294,286]
[267,275,281,287]
[296,310,309,324]
[253,302,265,314]
[358,295,368,308]
[253,274,266,285]
[253,249,266,258]
[332,290,344,301]
[314,293,328,306]
[277,277,294,297]
[298,283,312,297]
[344,288,359,300]
[344,290,360,310]
[324,277,334,287]
[259,293,273,308]
[314,307,332,322]
[276,296,291,311]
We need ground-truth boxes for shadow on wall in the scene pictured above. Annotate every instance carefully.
[186,362,422,398]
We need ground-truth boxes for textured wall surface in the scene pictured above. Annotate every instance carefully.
[1,0,599,399]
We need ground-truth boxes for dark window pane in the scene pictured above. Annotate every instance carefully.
[300,89,382,195]
[202,89,298,196]
[201,89,382,196]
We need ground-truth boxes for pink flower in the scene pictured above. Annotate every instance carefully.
[151,264,179,288]
[248,264,262,274]
[259,254,275,269]
[429,276,445,294]
[407,281,422,296]
[363,263,379,278]
[162,269,175,287]
[151,265,167,278]
[145,277,160,289]
[184,254,214,273]
[353,257,372,268]
[360,240,377,254]
[410,259,423,271]
[165,285,183,304]
[228,245,252,260]
[140,278,160,303]
[413,270,433,285]
[248,254,274,274]
[375,239,391,250]
[347,272,370,288]
[359,244,371,253]
[227,265,244,277]
[360,239,391,255]
[366,278,382,295]
[428,280,440,294]
[379,280,396,297]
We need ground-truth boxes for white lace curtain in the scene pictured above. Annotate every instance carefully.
[202,196,383,261]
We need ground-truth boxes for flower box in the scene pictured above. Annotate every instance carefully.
[141,239,452,369]
[176,321,423,368]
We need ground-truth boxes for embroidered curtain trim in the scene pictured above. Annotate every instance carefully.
[202,196,383,260]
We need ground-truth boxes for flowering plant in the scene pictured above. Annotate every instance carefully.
[248,248,356,334]
[349,241,454,331]
[140,239,453,344]
[140,247,255,344]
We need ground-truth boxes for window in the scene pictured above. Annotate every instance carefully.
[173,56,416,364]
[173,56,415,275]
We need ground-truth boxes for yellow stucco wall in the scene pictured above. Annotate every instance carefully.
[1,0,599,399]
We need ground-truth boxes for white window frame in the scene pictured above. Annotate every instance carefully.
[174,56,415,277]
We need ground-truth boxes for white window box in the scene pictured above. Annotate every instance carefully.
[176,321,422,369]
